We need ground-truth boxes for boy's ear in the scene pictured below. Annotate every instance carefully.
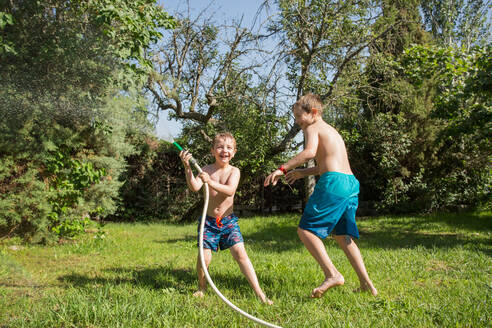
[311,108,318,116]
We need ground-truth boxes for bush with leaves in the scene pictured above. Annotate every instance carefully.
[113,136,198,222]
[0,0,174,241]
[399,44,491,210]
[339,42,491,213]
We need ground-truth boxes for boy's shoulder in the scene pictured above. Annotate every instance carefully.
[228,165,240,174]
[225,165,240,178]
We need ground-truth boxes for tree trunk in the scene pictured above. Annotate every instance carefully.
[260,177,265,214]
[303,159,316,210]
[302,132,316,209]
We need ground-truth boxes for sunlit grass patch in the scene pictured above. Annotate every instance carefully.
[1,212,490,327]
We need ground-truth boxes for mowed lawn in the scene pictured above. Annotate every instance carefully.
[1,212,491,327]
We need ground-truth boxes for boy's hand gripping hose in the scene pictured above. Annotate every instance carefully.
[172,140,282,328]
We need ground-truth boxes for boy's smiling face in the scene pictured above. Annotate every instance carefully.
[211,137,236,165]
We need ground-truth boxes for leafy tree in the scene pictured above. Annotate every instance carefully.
[0,0,175,241]
[420,0,491,49]
[339,0,491,212]
[337,0,435,211]
[268,0,401,202]
[399,44,491,210]
[0,10,14,54]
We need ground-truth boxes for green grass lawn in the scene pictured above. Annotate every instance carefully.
[1,212,491,327]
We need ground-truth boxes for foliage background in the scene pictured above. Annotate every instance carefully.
[0,0,490,241]
[0,0,175,240]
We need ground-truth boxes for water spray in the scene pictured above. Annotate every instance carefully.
[165,133,282,328]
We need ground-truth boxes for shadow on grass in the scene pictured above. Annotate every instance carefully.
[155,213,491,256]
[154,220,304,253]
[245,212,492,256]
[384,212,492,233]
[58,265,274,294]
[357,212,492,255]
[155,235,196,244]
[242,222,303,253]
[431,212,491,231]
[358,229,492,255]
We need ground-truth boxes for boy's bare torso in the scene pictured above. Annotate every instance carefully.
[202,164,237,218]
[307,120,353,175]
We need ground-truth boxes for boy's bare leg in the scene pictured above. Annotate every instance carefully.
[334,235,377,296]
[194,248,212,297]
[229,243,273,305]
[297,227,344,298]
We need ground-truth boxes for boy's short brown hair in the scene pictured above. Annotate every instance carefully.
[213,132,236,149]
[293,93,324,114]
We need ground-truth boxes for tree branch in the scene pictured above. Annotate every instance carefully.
[321,21,402,101]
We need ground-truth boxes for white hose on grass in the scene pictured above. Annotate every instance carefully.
[192,161,282,328]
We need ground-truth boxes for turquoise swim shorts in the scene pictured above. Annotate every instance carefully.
[299,171,360,239]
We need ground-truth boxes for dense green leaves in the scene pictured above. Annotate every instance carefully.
[333,1,491,212]
[0,11,15,54]
[0,0,490,240]
[400,44,491,210]
[421,0,491,48]
[0,0,173,240]
[93,0,176,70]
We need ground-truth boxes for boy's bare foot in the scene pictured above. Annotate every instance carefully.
[193,290,205,298]
[353,284,378,296]
[310,275,345,298]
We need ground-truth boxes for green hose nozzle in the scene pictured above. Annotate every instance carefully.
[171,140,199,171]
[172,141,183,151]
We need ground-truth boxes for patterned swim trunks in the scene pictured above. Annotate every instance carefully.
[197,213,244,252]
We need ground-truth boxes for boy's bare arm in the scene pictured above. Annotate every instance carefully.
[296,165,320,177]
[184,166,204,192]
[283,125,318,171]
[180,150,204,192]
[199,168,240,197]
[264,126,318,187]
[285,166,319,184]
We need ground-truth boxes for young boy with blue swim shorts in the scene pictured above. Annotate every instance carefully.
[180,132,272,304]
[264,94,377,298]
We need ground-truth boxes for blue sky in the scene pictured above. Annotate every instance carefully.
[154,1,269,139]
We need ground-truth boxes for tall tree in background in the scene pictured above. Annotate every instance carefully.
[148,0,490,214]
[146,7,291,218]
[340,0,435,209]
[400,44,491,210]
[421,0,491,49]
[340,0,491,211]
[265,0,381,153]
[0,0,175,241]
